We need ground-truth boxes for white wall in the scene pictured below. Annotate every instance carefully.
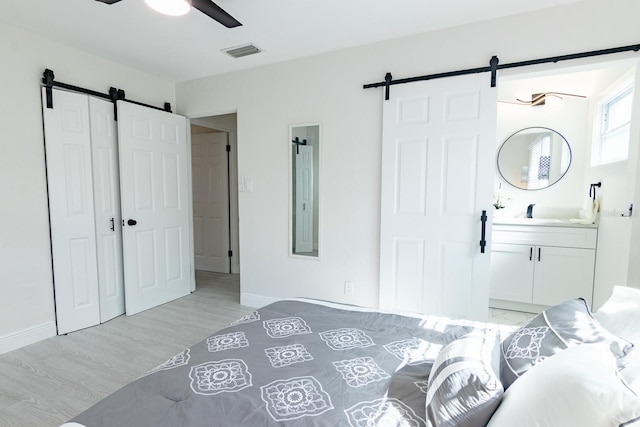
[0,22,175,352]
[176,0,640,308]
[585,65,640,303]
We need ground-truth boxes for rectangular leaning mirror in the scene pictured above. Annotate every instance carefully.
[290,123,321,258]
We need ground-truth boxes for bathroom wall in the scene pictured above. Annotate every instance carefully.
[583,64,640,304]
[495,95,589,218]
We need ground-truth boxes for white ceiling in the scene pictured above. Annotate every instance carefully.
[0,0,584,83]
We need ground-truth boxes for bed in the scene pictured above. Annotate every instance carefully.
[63,291,640,427]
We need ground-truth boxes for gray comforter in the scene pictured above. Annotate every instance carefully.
[71,299,507,427]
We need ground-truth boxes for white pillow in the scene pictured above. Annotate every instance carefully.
[596,285,640,391]
[596,286,640,342]
[487,344,640,427]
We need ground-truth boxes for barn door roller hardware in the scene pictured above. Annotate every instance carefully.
[42,68,172,120]
[292,136,307,155]
[364,43,640,100]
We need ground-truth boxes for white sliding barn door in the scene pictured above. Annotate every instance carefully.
[117,101,192,316]
[89,97,125,322]
[192,132,230,273]
[294,145,314,253]
[42,88,101,334]
[379,74,496,321]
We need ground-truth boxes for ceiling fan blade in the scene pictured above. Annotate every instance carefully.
[191,0,242,28]
[94,0,122,4]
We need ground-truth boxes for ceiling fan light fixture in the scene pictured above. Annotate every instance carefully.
[145,0,191,16]
[505,91,587,107]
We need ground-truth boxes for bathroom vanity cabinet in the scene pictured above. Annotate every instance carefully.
[489,222,598,312]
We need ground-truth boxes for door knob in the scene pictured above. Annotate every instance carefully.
[127,219,137,226]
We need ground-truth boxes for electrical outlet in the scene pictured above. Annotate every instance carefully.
[344,281,354,295]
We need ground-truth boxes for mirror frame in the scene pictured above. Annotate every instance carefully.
[288,122,322,259]
[497,126,572,191]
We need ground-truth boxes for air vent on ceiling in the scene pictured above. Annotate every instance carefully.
[222,44,262,59]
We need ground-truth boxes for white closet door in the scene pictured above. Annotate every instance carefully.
[117,101,192,316]
[294,145,314,253]
[42,88,100,334]
[89,97,125,322]
[192,132,230,273]
[379,74,497,321]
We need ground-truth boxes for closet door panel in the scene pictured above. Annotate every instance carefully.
[117,101,192,316]
[89,97,125,322]
[42,88,100,334]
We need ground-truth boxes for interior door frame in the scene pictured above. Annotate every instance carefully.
[191,130,232,273]
[188,111,240,276]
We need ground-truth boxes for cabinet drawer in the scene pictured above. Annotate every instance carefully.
[492,225,597,249]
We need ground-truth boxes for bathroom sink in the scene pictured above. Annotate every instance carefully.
[493,217,597,227]
[492,206,597,227]
[494,217,571,225]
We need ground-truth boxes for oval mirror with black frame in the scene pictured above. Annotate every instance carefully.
[290,123,320,258]
[497,127,572,190]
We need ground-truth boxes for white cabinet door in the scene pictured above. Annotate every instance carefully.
[490,243,534,303]
[533,246,595,307]
[117,101,192,316]
[192,132,230,272]
[380,74,497,321]
[42,88,101,334]
[89,97,125,323]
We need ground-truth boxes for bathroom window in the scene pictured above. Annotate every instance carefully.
[592,82,633,166]
[527,135,551,188]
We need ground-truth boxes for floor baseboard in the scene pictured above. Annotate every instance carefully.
[240,292,279,309]
[0,321,57,355]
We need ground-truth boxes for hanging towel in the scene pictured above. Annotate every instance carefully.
[569,199,599,224]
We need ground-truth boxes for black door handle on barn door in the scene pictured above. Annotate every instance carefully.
[480,210,487,253]
[127,219,137,226]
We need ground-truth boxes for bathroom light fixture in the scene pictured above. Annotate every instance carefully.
[499,92,586,106]
[145,0,191,16]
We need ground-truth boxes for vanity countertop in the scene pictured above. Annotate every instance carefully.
[493,216,599,229]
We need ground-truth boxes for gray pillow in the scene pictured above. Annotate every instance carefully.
[500,298,635,389]
[426,330,503,427]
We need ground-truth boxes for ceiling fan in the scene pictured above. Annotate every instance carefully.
[95,0,242,28]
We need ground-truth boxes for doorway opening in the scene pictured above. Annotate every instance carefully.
[492,57,640,312]
[190,113,240,283]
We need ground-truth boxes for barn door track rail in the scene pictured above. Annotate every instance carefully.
[364,43,640,100]
[42,68,172,120]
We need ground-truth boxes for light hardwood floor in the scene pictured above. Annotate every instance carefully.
[0,271,248,427]
[0,272,534,427]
